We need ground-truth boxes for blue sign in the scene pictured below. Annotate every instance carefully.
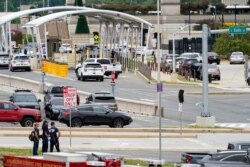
[157,83,163,92]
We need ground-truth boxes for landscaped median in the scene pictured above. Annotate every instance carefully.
[42,60,68,78]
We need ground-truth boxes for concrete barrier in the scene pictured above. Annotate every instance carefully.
[0,74,157,116]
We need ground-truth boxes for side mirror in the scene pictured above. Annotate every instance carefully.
[9,96,13,102]
[37,99,41,103]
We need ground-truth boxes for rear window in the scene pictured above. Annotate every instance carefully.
[15,94,37,102]
[51,87,63,94]
[232,52,243,55]
[14,56,29,60]
[97,59,110,64]
[85,64,102,68]
[95,96,115,103]
[51,98,64,106]
[0,54,9,59]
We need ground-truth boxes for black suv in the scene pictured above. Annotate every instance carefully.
[85,92,118,111]
[10,90,41,110]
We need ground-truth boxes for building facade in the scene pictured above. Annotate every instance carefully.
[222,0,248,5]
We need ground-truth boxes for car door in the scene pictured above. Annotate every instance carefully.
[3,103,19,122]
[78,106,96,125]
[92,106,111,125]
[0,102,7,121]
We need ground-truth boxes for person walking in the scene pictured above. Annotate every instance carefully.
[33,123,40,156]
[49,122,61,152]
[42,120,49,153]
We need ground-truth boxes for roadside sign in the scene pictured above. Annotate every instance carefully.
[229,26,247,34]
[157,83,163,92]
[63,87,77,107]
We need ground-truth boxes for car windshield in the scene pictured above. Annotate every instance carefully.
[51,87,63,94]
[95,96,115,103]
[97,59,110,64]
[84,59,95,63]
[51,98,64,106]
[85,64,102,68]
[14,56,29,60]
[0,54,9,59]
[15,94,37,102]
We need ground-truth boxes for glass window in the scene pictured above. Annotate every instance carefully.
[95,96,115,103]
[14,56,28,60]
[93,106,105,113]
[3,103,16,110]
[15,95,37,102]
[0,103,4,109]
[53,42,57,52]
[223,154,246,161]
[79,106,93,112]
[97,59,110,64]
[84,59,95,63]
[51,87,63,94]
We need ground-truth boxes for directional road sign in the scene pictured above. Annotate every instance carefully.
[229,26,247,34]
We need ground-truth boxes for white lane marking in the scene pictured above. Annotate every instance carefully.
[140,99,155,102]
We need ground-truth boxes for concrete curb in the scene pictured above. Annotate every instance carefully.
[0,133,198,138]
[0,127,248,133]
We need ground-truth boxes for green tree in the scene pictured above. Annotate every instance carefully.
[75,0,90,34]
[213,33,250,58]
[11,30,23,45]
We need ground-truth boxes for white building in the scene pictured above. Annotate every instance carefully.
[222,0,248,5]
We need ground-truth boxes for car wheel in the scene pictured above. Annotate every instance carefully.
[115,74,118,79]
[217,62,220,65]
[217,77,221,81]
[100,77,104,82]
[112,118,124,128]
[71,118,82,127]
[21,117,34,127]
[81,73,85,81]
[10,67,14,72]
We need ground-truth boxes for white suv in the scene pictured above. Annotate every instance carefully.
[9,53,31,72]
[77,63,104,81]
[180,52,202,62]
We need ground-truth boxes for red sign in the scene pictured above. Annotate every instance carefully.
[63,87,77,107]
[3,155,65,167]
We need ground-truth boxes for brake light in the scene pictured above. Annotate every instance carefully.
[185,155,193,163]
[63,111,70,116]
[84,69,87,72]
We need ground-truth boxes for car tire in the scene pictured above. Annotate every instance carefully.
[21,117,34,127]
[100,77,104,82]
[10,67,14,72]
[81,74,85,81]
[217,62,220,65]
[71,118,82,127]
[115,74,118,79]
[217,77,221,81]
[112,118,124,128]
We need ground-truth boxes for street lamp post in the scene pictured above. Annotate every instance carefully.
[234,4,237,26]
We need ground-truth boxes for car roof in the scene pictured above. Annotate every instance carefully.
[0,100,14,103]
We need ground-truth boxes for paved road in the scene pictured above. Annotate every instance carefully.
[0,63,250,127]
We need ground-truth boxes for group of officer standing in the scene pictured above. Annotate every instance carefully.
[33,120,61,155]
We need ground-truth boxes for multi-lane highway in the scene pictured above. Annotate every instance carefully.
[0,63,250,128]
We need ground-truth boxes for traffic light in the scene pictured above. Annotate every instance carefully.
[178,89,184,103]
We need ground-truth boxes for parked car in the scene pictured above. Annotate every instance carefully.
[44,86,79,108]
[181,152,209,164]
[230,52,245,64]
[76,45,84,54]
[196,63,221,80]
[0,53,9,68]
[59,43,72,53]
[44,94,64,120]
[9,53,31,72]
[0,100,42,127]
[85,92,118,111]
[83,58,122,78]
[208,52,221,65]
[9,89,41,110]
[77,62,104,81]
[227,141,250,150]
[176,57,186,72]
[179,58,198,74]
[198,150,247,166]
[58,104,133,128]
[179,52,202,62]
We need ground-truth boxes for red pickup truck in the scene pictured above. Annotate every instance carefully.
[0,100,42,127]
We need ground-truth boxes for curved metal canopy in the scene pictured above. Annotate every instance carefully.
[23,9,153,28]
[0,6,90,25]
